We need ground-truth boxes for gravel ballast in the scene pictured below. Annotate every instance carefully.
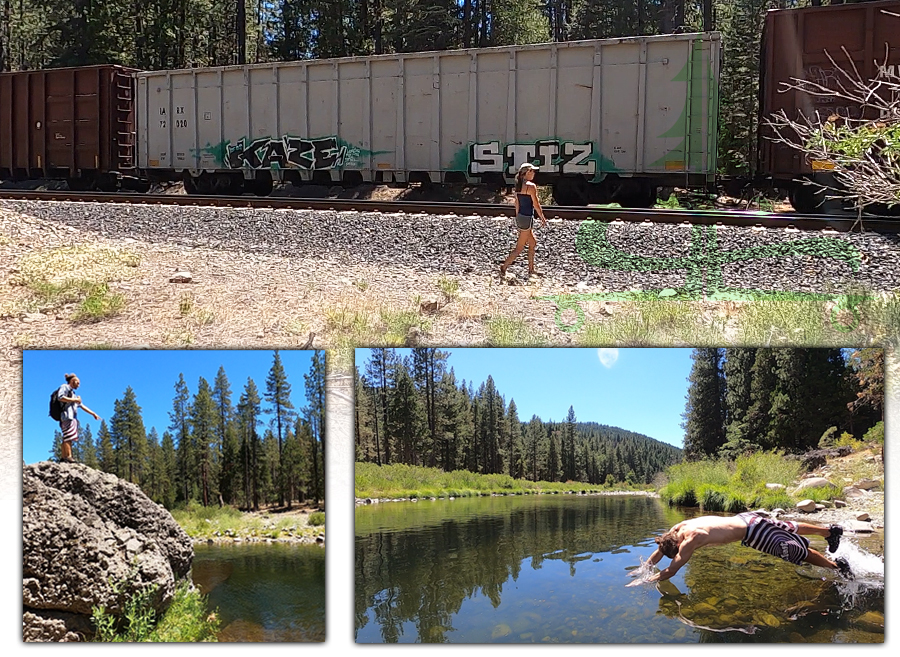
[3,200,899,294]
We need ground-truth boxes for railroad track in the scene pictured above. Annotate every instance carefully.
[2,189,898,233]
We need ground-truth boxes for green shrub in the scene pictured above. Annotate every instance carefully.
[308,512,325,526]
[863,421,885,444]
[92,581,218,642]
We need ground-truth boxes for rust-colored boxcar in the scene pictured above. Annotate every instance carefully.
[0,65,136,189]
[757,0,900,211]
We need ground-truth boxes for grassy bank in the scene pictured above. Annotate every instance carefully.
[92,580,219,642]
[355,462,648,499]
[169,502,324,542]
[658,449,881,513]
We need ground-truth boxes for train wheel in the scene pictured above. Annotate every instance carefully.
[66,176,94,191]
[182,173,200,195]
[552,178,584,205]
[245,176,274,196]
[789,183,825,213]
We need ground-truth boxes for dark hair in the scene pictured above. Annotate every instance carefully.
[655,530,679,559]
[64,373,77,383]
[514,169,527,193]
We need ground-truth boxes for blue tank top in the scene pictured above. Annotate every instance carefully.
[517,193,534,217]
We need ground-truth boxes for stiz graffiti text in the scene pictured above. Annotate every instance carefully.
[226,136,348,170]
[468,140,596,175]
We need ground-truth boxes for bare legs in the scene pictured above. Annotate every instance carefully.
[501,229,538,276]
[795,523,832,538]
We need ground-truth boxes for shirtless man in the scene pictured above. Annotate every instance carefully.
[646,512,851,582]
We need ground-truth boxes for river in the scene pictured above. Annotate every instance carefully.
[354,495,884,643]
[192,543,326,642]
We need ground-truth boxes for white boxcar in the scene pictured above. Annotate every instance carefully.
[136,32,720,204]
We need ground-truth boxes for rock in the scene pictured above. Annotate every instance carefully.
[765,483,785,490]
[842,486,869,500]
[854,479,880,491]
[793,477,837,494]
[856,512,871,522]
[815,504,826,511]
[168,271,193,283]
[854,611,884,633]
[23,462,193,642]
[834,500,847,508]
[796,499,817,512]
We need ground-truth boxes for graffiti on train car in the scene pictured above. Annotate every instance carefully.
[464,139,611,176]
[225,135,353,170]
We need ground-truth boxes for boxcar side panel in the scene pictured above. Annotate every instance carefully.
[136,34,719,185]
[759,0,900,181]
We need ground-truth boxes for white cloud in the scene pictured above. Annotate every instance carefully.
[597,348,618,368]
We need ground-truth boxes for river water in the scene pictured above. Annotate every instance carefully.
[354,495,884,643]
[192,543,326,642]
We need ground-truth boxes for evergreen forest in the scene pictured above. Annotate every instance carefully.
[355,348,684,486]
[0,1,880,176]
[53,350,327,511]
[682,347,884,460]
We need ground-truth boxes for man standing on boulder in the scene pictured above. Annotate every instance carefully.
[642,512,850,583]
[56,373,100,463]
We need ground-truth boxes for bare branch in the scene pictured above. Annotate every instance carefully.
[763,48,900,211]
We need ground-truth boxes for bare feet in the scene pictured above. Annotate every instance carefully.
[529,270,543,277]
[499,265,507,278]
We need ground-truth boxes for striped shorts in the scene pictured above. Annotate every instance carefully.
[60,418,79,443]
[739,511,810,565]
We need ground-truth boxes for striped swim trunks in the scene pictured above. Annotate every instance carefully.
[60,418,79,443]
[738,511,810,565]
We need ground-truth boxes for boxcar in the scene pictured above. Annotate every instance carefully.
[758,0,900,212]
[137,33,721,205]
[0,65,138,190]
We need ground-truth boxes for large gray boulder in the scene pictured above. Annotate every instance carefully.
[23,462,193,641]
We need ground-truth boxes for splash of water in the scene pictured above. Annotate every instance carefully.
[831,540,884,606]
[625,555,657,587]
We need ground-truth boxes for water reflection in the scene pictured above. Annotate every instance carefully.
[193,543,326,642]
[354,496,883,643]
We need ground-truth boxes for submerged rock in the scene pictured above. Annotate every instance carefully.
[22,462,193,641]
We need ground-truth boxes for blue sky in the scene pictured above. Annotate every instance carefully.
[356,348,694,448]
[21,350,317,465]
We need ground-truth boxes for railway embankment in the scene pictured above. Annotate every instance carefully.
[2,199,900,374]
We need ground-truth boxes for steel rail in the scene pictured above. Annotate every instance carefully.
[1,189,897,233]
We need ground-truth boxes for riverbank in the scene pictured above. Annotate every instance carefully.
[171,505,325,547]
[354,461,654,501]
[356,489,658,505]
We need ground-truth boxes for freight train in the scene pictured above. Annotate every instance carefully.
[1,0,898,212]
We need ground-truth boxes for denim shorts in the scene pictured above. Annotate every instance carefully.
[515,214,534,230]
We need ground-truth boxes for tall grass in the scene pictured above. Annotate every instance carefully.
[355,462,623,499]
[92,581,219,642]
[660,451,806,512]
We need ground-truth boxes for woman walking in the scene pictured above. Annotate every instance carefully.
[56,373,100,463]
[500,163,548,278]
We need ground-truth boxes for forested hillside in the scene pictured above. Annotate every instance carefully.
[56,350,326,510]
[355,348,682,485]
[1,1,876,176]
[681,347,884,460]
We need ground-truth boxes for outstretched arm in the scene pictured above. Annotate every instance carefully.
[648,539,697,583]
[78,403,101,421]
[647,548,664,567]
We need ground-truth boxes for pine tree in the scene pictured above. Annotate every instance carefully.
[190,377,219,506]
[97,420,115,473]
[160,430,178,508]
[237,377,263,510]
[265,350,295,506]
[304,351,326,504]
[109,387,148,484]
[682,348,726,459]
[170,374,194,503]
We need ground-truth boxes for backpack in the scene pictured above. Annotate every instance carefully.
[49,388,63,422]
